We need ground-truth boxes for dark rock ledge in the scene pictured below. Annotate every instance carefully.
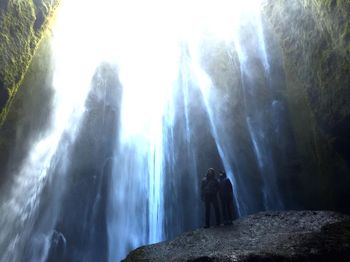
[124,211,350,261]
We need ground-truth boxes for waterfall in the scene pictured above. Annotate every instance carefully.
[0,0,295,261]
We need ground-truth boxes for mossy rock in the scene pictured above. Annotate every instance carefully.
[0,33,55,185]
[263,0,350,211]
[0,0,60,126]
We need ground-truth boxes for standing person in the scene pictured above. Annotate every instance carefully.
[218,171,234,225]
[201,168,221,228]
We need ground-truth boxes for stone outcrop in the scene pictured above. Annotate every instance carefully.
[124,211,350,261]
[0,0,60,125]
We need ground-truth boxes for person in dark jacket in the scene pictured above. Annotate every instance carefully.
[218,171,234,225]
[201,168,221,228]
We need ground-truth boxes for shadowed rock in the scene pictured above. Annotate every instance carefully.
[124,211,350,261]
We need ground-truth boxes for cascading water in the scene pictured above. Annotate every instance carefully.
[0,0,120,260]
[0,0,297,261]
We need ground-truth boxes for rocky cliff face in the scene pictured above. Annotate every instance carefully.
[0,0,59,125]
[262,0,350,212]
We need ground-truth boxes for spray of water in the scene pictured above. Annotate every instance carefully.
[0,0,112,260]
[0,0,287,261]
[104,0,270,260]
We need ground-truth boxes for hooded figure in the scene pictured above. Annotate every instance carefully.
[201,168,221,228]
[218,171,235,225]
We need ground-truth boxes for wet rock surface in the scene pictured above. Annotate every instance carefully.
[0,0,60,124]
[262,0,350,213]
[124,211,350,261]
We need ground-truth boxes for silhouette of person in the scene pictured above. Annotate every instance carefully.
[218,171,234,225]
[201,168,221,228]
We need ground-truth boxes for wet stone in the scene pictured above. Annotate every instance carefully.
[123,211,350,262]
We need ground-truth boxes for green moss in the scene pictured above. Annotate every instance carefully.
[263,0,350,210]
[0,0,60,126]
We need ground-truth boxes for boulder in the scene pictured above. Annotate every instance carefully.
[124,211,350,261]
